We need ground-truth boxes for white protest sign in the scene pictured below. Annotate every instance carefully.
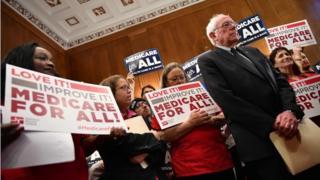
[290,75,320,118]
[265,20,317,51]
[146,81,221,129]
[3,65,127,134]
[1,132,74,169]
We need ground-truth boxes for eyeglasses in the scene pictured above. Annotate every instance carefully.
[214,21,238,31]
[136,101,148,109]
[168,76,186,83]
[117,85,131,92]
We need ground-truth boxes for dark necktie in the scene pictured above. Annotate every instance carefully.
[230,48,258,72]
[231,48,253,65]
[231,48,277,90]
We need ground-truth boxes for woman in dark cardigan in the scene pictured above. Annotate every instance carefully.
[97,75,162,180]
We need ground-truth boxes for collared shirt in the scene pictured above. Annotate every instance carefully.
[215,44,233,55]
[216,44,253,64]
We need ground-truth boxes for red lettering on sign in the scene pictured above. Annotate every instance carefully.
[11,68,51,84]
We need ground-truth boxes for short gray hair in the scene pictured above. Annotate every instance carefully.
[206,14,226,45]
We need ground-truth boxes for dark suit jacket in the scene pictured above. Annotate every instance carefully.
[198,46,303,162]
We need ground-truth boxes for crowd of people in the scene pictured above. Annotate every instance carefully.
[1,13,320,180]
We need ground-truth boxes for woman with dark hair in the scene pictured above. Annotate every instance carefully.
[1,42,56,150]
[269,47,306,82]
[141,85,156,100]
[1,42,40,151]
[270,49,320,179]
[96,74,162,180]
[152,62,234,180]
[1,42,114,180]
[1,42,57,101]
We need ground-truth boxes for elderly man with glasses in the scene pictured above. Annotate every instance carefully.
[198,14,305,180]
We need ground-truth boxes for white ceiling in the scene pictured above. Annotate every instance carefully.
[3,0,205,49]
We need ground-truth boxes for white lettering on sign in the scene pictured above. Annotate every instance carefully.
[138,56,161,69]
[126,50,158,63]
[242,23,266,39]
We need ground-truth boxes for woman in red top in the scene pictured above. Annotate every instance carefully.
[1,42,90,180]
[152,62,234,180]
[269,47,307,83]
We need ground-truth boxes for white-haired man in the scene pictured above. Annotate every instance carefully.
[198,14,305,180]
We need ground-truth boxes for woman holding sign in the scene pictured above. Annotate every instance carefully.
[270,49,320,179]
[152,62,234,180]
[1,42,125,180]
[1,42,91,180]
[97,75,163,180]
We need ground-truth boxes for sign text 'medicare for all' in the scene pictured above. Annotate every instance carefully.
[4,65,127,134]
[146,82,221,129]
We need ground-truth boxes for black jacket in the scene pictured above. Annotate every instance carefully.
[98,133,161,180]
[198,46,303,162]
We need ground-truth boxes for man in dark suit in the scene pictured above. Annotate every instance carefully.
[198,14,304,180]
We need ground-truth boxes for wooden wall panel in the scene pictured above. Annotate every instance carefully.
[127,29,161,96]
[246,0,320,59]
[67,0,320,98]
[2,0,319,98]
[69,36,133,85]
[1,3,69,77]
